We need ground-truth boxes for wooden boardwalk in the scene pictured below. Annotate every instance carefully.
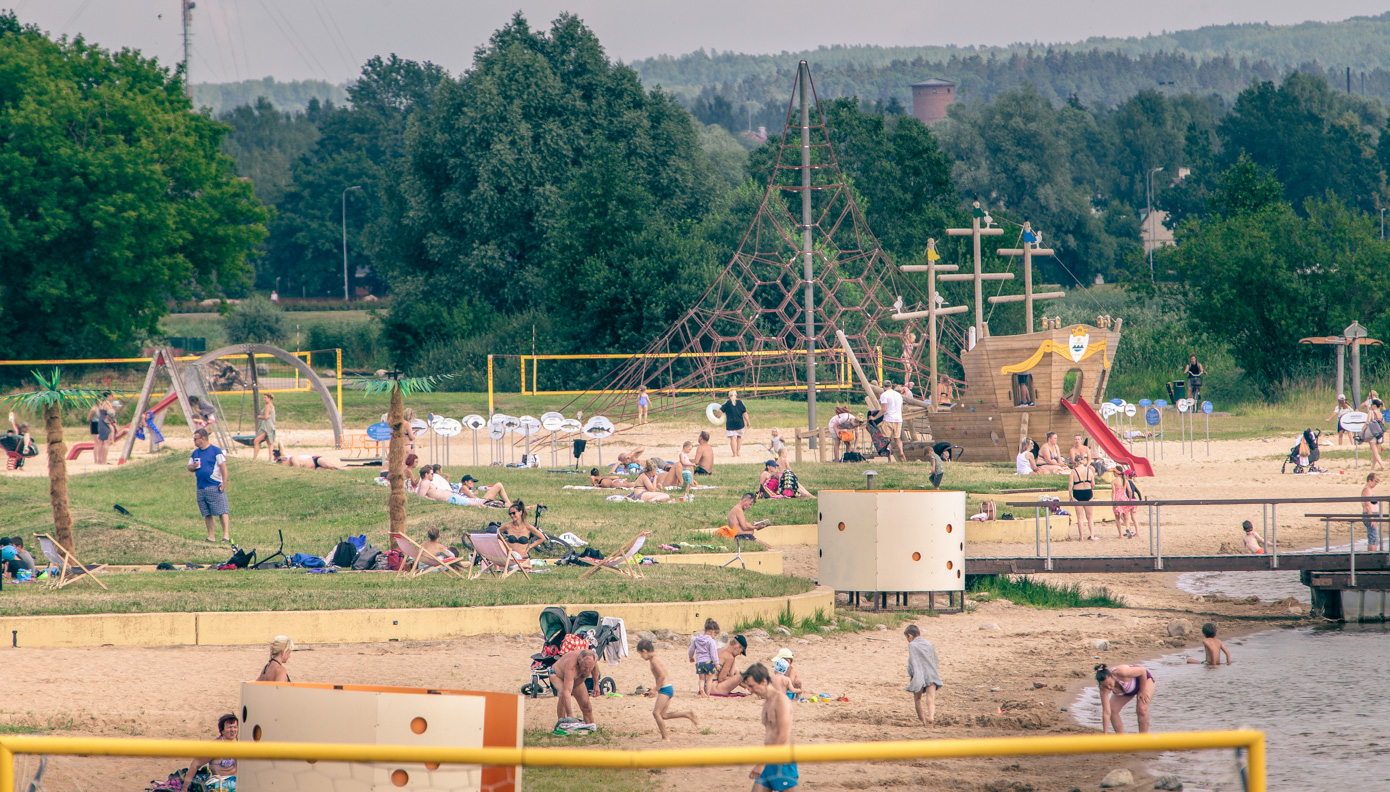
[966,553,1390,575]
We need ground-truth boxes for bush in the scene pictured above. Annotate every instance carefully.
[223,296,287,345]
[301,317,390,371]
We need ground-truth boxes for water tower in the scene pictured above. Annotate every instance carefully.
[911,78,956,124]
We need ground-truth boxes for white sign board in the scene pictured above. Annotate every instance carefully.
[1341,410,1369,433]
[462,414,486,431]
[541,412,565,431]
[434,418,462,437]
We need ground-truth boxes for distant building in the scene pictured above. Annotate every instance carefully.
[740,125,768,144]
[910,78,956,124]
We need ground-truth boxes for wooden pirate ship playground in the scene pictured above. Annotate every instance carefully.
[571,62,1149,474]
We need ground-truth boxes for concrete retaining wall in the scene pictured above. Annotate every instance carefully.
[0,586,833,648]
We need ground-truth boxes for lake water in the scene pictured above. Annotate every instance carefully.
[1071,625,1390,791]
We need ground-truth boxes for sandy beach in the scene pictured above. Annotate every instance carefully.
[3,433,1355,790]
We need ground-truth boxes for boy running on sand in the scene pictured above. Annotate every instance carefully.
[637,639,699,740]
[689,618,720,695]
[1186,623,1232,665]
[1241,520,1268,554]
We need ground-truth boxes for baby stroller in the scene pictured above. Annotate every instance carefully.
[865,414,892,459]
[1282,428,1324,474]
[522,606,618,698]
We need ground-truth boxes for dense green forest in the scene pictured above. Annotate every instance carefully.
[193,76,348,116]
[8,9,1390,397]
[637,13,1390,117]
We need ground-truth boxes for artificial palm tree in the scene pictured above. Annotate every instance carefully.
[2,369,103,551]
[357,373,451,536]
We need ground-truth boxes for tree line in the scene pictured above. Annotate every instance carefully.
[5,10,1390,395]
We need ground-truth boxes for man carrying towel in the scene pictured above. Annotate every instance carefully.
[904,624,944,725]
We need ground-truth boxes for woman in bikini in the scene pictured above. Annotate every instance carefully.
[589,468,632,489]
[185,714,240,790]
[257,635,294,682]
[271,449,343,470]
[1095,663,1155,733]
[1070,453,1097,541]
[629,460,672,503]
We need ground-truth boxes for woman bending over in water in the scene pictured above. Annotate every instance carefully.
[1095,663,1155,733]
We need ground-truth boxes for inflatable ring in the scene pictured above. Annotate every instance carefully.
[706,402,723,425]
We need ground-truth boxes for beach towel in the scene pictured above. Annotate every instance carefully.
[664,485,719,491]
[562,485,600,490]
[905,637,944,693]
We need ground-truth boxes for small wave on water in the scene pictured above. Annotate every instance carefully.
[1071,625,1390,791]
[1176,570,1310,603]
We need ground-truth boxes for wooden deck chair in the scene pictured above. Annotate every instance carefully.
[580,532,651,579]
[390,532,468,579]
[466,533,530,580]
[35,533,107,590]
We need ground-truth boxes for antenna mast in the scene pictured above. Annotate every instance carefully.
[181,0,195,100]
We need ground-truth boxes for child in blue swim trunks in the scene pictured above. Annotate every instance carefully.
[637,638,699,741]
[743,662,798,790]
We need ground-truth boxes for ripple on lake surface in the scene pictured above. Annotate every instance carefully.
[1072,625,1390,792]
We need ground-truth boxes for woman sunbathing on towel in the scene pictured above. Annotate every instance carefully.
[272,449,344,470]
[590,468,633,489]
[628,460,673,503]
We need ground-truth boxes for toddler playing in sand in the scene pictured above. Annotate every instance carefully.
[1241,520,1268,554]
[1186,622,1232,665]
[688,618,720,695]
[637,639,699,740]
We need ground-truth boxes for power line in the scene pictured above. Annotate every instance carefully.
[315,0,359,68]
[59,0,97,34]
[232,0,253,83]
[254,0,327,80]
[307,0,355,74]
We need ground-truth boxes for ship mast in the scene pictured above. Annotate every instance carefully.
[895,238,967,413]
[992,222,1064,333]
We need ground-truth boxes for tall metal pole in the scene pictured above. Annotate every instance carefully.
[799,60,817,438]
[181,0,194,100]
[1337,342,1346,399]
[342,185,362,301]
[972,212,983,335]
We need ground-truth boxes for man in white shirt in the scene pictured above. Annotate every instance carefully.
[879,384,905,462]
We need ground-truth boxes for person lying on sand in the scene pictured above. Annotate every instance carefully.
[271,449,343,470]
[590,468,633,489]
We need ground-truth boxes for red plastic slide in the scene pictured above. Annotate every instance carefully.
[1059,396,1154,478]
[67,392,181,461]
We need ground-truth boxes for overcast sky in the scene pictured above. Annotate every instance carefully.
[7,1,1388,84]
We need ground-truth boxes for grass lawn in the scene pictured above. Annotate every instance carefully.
[0,564,812,617]
[0,453,1052,568]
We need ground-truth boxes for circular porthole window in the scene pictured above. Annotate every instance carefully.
[392,770,409,787]
[252,725,263,742]
[912,552,921,561]
[945,524,953,533]
[411,717,428,735]
[838,522,846,532]
[946,560,954,570]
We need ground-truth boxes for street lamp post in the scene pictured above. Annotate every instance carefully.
[1146,166,1164,281]
[342,185,362,301]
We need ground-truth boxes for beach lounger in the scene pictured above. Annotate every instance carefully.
[579,532,650,579]
[467,532,530,580]
[35,533,108,590]
[391,532,468,579]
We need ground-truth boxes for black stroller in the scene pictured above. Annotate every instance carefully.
[522,606,618,698]
[1282,428,1324,474]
